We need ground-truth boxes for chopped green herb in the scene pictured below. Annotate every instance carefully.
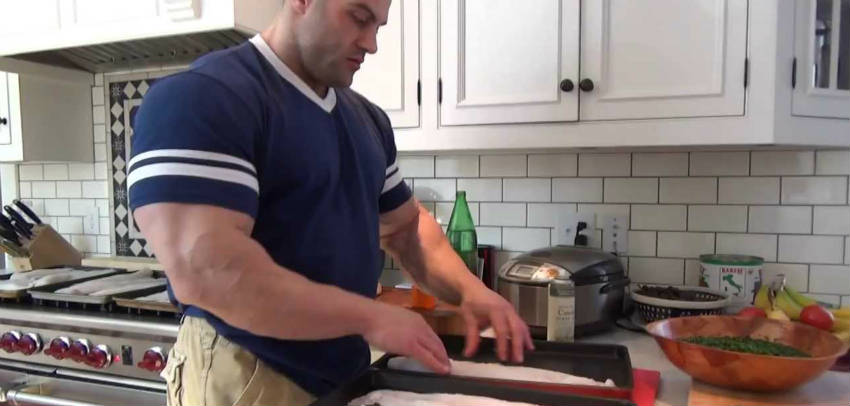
[682,336,810,358]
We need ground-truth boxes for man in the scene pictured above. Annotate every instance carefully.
[129,0,533,404]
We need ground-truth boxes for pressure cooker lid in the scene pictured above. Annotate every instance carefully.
[499,246,625,285]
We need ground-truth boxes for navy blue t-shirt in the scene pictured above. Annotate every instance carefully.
[128,35,411,396]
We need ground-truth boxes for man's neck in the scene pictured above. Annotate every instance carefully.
[260,28,329,98]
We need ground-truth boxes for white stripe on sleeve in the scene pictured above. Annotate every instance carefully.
[127,162,259,193]
[382,169,404,194]
[128,149,256,173]
[385,160,398,176]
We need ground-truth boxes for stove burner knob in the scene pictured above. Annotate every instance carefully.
[137,347,167,373]
[0,331,21,353]
[85,344,112,369]
[16,333,42,355]
[44,337,71,360]
[69,339,91,363]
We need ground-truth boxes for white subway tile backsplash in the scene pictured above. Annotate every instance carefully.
[528,154,577,177]
[751,151,814,175]
[632,205,687,231]
[480,155,527,177]
[58,217,84,234]
[91,86,104,106]
[809,265,850,295]
[18,182,31,199]
[688,205,747,232]
[660,178,717,204]
[82,181,109,199]
[552,178,603,202]
[718,177,780,204]
[83,215,98,237]
[435,155,478,177]
[69,163,95,180]
[457,179,501,202]
[22,199,44,217]
[45,199,69,216]
[779,235,844,264]
[503,178,550,202]
[100,217,110,235]
[435,202,479,225]
[56,181,82,198]
[97,236,111,254]
[94,73,103,86]
[576,204,630,226]
[68,199,95,216]
[476,227,502,249]
[813,206,850,235]
[579,153,630,177]
[628,231,656,256]
[781,177,847,205]
[32,182,56,198]
[43,164,69,180]
[806,294,842,307]
[94,143,107,162]
[763,263,809,291]
[815,150,850,175]
[92,105,105,125]
[604,178,657,203]
[716,233,777,261]
[94,162,108,180]
[480,203,526,226]
[846,237,850,265]
[629,257,684,285]
[93,124,106,143]
[690,152,749,176]
[71,235,98,253]
[657,232,714,258]
[399,156,434,177]
[19,165,43,181]
[502,228,550,252]
[685,259,701,286]
[748,206,812,234]
[527,203,576,228]
[632,153,688,176]
[96,199,110,217]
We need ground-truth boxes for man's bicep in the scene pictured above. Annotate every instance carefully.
[379,197,420,238]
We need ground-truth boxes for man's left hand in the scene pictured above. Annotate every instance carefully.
[459,286,534,363]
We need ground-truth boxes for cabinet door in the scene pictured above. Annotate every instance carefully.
[440,0,579,125]
[0,1,62,38]
[580,0,748,121]
[793,0,850,119]
[0,72,21,161]
[351,0,420,128]
[0,73,10,147]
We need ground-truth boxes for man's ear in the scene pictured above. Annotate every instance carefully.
[288,0,311,15]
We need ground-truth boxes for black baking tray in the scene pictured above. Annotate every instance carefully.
[371,335,633,400]
[311,369,634,406]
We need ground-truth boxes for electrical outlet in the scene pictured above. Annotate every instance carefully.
[602,215,628,253]
[555,211,595,246]
[83,205,99,234]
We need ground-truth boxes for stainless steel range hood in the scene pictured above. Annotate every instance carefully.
[9,30,251,73]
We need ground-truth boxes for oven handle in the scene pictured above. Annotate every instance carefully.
[5,389,104,406]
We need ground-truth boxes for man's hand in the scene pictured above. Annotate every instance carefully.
[459,286,534,363]
[363,302,451,374]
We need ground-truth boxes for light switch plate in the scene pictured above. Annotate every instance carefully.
[555,211,596,245]
[602,215,629,253]
[83,205,99,234]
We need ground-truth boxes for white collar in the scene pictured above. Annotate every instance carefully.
[249,34,336,113]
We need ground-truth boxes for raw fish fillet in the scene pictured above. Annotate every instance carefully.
[88,279,167,296]
[9,267,72,282]
[387,357,615,387]
[135,290,170,303]
[349,390,542,406]
[55,269,152,294]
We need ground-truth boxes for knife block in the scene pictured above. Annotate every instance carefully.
[7,225,82,271]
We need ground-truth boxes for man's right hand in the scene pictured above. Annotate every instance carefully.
[362,303,451,374]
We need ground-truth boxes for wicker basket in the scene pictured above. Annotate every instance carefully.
[631,286,729,323]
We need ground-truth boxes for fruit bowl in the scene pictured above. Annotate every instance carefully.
[646,315,849,392]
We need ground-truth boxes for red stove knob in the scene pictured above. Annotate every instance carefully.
[137,347,167,373]
[0,331,21,353]
[44,337,71,360]
[85,344,112,369]
[68,339,91,363]
[16,333,42,355]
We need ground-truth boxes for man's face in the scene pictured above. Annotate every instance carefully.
[296,0,390,88]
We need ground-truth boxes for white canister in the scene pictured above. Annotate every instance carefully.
[699,254,763,312]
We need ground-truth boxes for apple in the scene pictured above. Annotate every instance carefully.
[800,305,834,331]
[737,307,767,318]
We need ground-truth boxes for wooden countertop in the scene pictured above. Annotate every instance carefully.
[376,286,466,336]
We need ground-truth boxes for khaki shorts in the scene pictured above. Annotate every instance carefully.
[161,316,316,406]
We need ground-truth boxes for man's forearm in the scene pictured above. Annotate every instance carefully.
[383,205,484,305]
[164,230,383,341]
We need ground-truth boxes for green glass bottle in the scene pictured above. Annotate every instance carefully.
[447,190,478,276]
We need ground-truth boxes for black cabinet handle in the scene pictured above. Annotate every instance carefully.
[559,79,574,92]
[579,79,595,92]
[0,117,7,125]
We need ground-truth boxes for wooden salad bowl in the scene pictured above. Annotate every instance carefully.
[646,315,848,392]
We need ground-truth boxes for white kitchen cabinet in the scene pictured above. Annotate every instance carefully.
[792,0,850,119]
[0,64,93,162]
[351,0,420,128]
[439,0,579,125]
[579,0,748,120]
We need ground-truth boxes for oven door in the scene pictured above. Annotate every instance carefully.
[0,362,166,406]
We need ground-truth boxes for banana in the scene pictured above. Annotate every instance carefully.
[774,290,803,320]
[783,286,817,307]
[754,284,772,311]
[832,317,850,333]
[829,307,850,320]
[767,308,790,321]
[834,330,850,344]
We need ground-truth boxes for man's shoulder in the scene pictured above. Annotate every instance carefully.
[336,88,391,131]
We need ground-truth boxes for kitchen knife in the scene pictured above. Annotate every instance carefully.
[0,214,22,240]
[12,199,42,225]
[10,220,33,239]
[0,237,27,257]
[4,206,32,231]
[0,226,21,245]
